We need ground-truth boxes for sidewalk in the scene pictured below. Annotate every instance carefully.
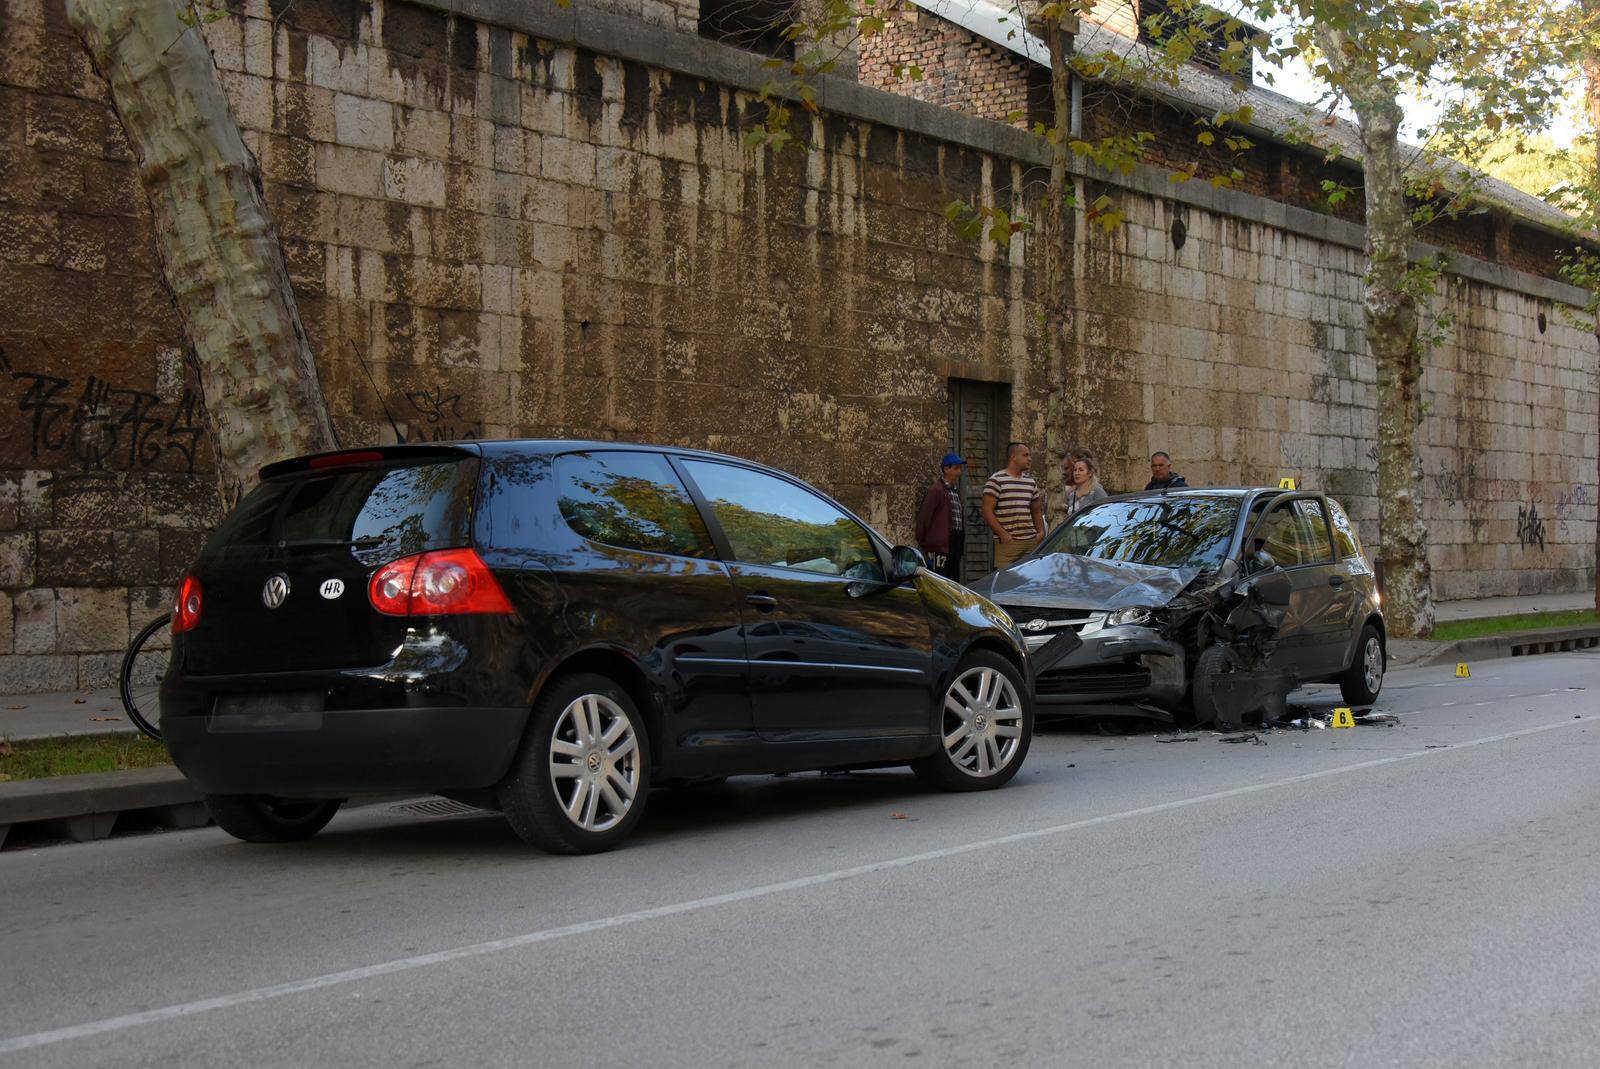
[2,688,136,742]
[0,593,1594,742]
[1433,591,1593,622]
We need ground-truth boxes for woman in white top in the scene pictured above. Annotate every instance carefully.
[1063,455,1109,519]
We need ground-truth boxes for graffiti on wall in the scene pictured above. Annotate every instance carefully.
[1,345,207,477]
[1555,485,1592,540]
[400,387,479,443]
[1516,502,1547,552]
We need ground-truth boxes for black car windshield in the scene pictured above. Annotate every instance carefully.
[1038,496,1241,570]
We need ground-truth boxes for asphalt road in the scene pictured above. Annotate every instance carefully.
[2,651,1597,1068]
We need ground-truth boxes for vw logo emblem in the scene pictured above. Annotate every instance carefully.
[262,574,291,609]
[319,578,345,600]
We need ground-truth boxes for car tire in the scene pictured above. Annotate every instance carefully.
[1191,644,1240,730]
[1338,623,1385,706]
[205,795,343,843]
[911,651,1033,792]
[498,672,651,854]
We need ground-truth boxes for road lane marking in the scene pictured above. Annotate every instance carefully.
[0,713,1590,1055]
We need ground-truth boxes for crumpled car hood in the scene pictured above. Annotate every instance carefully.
[967,553,1199,611]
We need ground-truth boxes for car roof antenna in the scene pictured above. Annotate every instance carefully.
[346,338,407,446]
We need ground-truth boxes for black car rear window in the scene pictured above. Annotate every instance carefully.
[203,458,478,557]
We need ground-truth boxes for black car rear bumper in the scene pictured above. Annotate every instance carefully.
[164,704,529,795]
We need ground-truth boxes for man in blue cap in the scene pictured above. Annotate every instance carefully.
[915,452,966,581]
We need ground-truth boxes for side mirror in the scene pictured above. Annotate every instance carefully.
[889,545,925,583]
[1248,549,1277,574]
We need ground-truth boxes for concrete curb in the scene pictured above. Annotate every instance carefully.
[0,766,206,848]
[1416,623,1600,669]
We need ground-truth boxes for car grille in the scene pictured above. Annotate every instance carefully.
[998,604,1100,646]
[1036,663,1153,696]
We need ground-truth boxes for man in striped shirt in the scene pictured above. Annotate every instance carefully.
[982,441,1045,570]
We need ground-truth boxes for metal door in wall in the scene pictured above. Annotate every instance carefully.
[948,380,1010,582]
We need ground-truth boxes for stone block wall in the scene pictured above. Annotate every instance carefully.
[0,0,221,692]
[0,0,1593,690]
[1059,188,1596,600]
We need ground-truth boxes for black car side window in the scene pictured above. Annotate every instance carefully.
[681,461,886,581]
[555,452,715,559]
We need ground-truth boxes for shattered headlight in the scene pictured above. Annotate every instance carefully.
[1107,607,1154,627]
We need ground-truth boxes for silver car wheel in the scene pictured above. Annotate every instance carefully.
[548,694,640,832]
[1363,636,1384,694]
[941,666,1023,777]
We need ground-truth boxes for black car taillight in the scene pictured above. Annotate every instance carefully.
[369,549,513,616]
[172,574,203,633]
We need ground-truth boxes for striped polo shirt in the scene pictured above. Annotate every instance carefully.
[983,470,1042,538]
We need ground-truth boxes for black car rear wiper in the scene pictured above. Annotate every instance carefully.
[276,536,386,549]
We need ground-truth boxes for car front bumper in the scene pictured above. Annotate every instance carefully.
[1029,623,1188,710]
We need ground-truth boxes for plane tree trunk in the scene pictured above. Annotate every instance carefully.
[1585,0,1600,612]
[1314,24,1435,637]
[65,0,336,506]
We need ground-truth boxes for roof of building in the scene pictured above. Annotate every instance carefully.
[907,0,1579,236]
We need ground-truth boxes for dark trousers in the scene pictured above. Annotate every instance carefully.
[927,529,964,582]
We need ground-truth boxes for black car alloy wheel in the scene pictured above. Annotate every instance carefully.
[499,672,652,854]
[912,651,1032,791]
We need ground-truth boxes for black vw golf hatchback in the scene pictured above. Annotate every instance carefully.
[162,442,1033,853]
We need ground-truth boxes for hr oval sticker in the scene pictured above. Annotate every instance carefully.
[320,578,345,600]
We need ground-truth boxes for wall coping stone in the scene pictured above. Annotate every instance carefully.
[417,0,1594,310]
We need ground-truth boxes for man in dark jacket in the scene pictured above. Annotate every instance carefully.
[915,453,965,581]
[1144,451,1190,491]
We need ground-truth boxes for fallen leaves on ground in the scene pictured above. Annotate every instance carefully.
[5,704,24,710]
[890,812,908,820]
[89,716,121,722]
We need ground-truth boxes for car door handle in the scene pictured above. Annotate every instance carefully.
[746,593,778,612]
[1328,574,1345,588]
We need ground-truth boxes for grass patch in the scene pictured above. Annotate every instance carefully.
[1431,609,1599,643]
[0,734,173,782]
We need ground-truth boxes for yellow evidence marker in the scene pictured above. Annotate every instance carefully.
[1331,707,1355,729]
[1278,477,1297,490]
[1455,662,1471,678]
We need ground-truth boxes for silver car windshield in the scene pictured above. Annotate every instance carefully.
[1039,497,1241,570]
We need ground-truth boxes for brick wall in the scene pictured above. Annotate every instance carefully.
[858,8,1047,128]
[1087,0,1142,39]
[0,0,1593,690]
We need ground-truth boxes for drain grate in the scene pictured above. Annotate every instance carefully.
[1510,634,1600,657]
[390,798,486,818]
